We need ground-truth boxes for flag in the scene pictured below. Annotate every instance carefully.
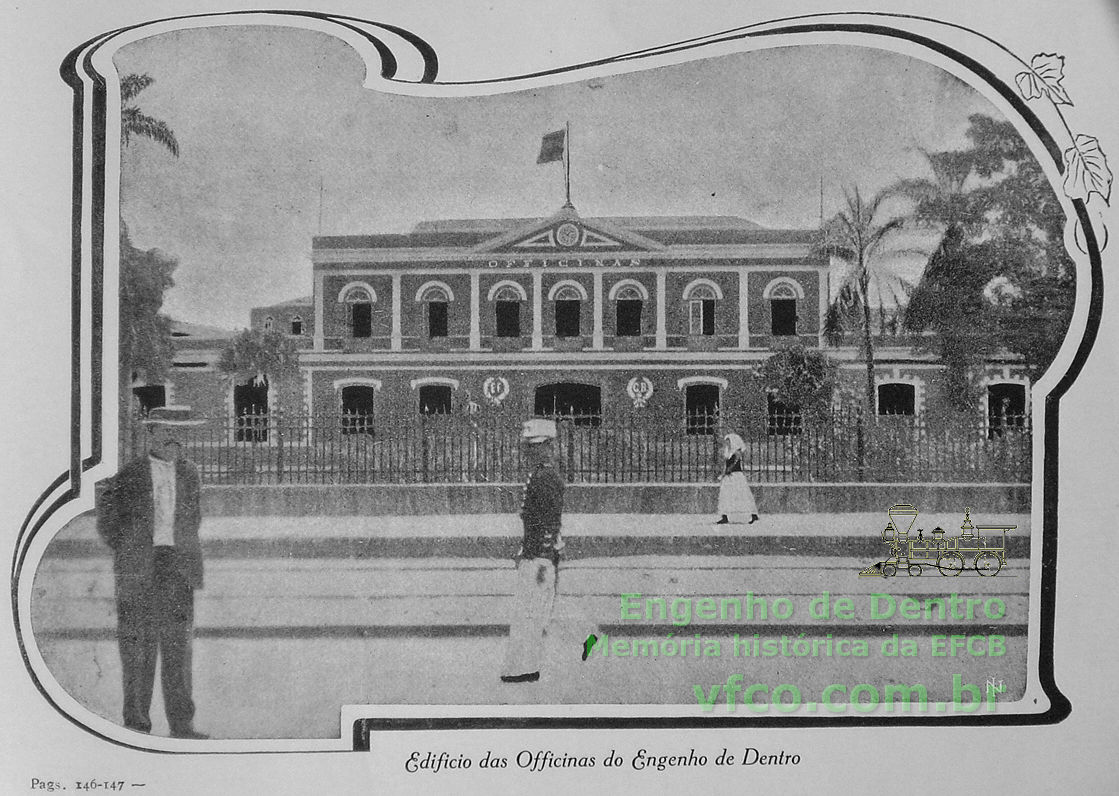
[537,129,565,164]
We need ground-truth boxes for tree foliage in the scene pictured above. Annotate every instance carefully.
[120,73,179,156]
[822,186,907,414]
[218,328,300,388]
[902,113,1075,395]
[757,345,837,417]
[119,223,176,383]
[117,73,182,458]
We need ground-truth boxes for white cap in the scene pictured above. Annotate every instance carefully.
[521,418,557,443]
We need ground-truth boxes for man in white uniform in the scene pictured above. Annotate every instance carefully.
[501,419,565,683]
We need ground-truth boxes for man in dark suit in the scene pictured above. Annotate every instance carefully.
[97,406,208,739]
[501,418,565,683]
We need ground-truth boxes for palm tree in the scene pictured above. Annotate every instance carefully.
[823,186,907,417]
[119,74,179,460]
[121,74,179,156]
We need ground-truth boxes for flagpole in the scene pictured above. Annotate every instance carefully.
[819,176,824,228]
[564,120,572,207]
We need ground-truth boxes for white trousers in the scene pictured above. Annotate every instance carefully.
[502,557,556,677]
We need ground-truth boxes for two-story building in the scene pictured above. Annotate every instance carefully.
[303,204,832,424]
[157,203,1032,434]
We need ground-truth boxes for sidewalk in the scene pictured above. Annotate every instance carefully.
[35,509,1030,634]
[48,509,1028,546]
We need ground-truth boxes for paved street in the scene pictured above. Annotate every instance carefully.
[31,511,1030,739]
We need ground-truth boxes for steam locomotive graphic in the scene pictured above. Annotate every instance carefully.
[859,504,1015,577]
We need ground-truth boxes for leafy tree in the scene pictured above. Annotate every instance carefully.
[901,114,1075,398]
[757,345,837,419]
[120,223,176,384]
[218,328,301,390]
[117,73,180,457]
[121,74,179,156]
[822,186,907,415]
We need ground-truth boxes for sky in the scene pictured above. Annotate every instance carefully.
[115,26,1008,330]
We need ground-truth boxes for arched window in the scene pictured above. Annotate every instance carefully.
[763,278,803,336]
[492,283,524,337]
[877,383,916,416]
[339,283,376,339]
[263,316,274,332]
[612,282,645,337]
[290,315,303,335]
[684,282,719,336]
[550,281,586,338]
[417,282,453,339]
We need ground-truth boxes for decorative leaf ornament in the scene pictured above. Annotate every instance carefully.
[1063,135,1113,204]
[1013,52,1111,211]
[1014,53,1073,105]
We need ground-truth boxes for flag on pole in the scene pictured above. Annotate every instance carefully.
[537,129,566,164]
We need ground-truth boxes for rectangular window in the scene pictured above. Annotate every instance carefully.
[233,379,269,442]
[689,299,715,336]
[767,394,803,436]
[351,302,372,338]
[878,383,916,416]
[987,383,1027,438]
[419,385,453,415]
[771,299,797,336]
[341,386,376,436]
[616,300,642,337]
[427,301,448,338]
[131,385,166,414]
[555,300,581,338]
[496,300,521,337]
[685,384,719,435]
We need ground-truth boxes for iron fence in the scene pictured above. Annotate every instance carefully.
[127,407,1031,485]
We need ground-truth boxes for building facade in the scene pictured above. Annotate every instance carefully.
[157,205,1031,434]
[304,206,831,424]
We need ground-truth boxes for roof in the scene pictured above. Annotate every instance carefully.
[255,296,313,309]
[169,320,237,340]
[313,210,819,251]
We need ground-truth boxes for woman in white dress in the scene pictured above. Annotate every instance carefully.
[716,432,759,525]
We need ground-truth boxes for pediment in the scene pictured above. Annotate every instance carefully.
[473,208,663,254]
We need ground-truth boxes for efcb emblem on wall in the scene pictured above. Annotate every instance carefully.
[482,376,510,406]
[626,376,654,408]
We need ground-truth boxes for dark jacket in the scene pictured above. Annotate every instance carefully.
[96,456,204,595]
[520,463,565,559]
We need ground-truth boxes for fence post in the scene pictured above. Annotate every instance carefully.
[856,409,866,482]
[565,418,576,482]
[421,416,431,483]
[275,407,284,484]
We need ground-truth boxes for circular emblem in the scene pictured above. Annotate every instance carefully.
[626,377,654,408]
[482,376,510,406]
[555,222,581,248]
